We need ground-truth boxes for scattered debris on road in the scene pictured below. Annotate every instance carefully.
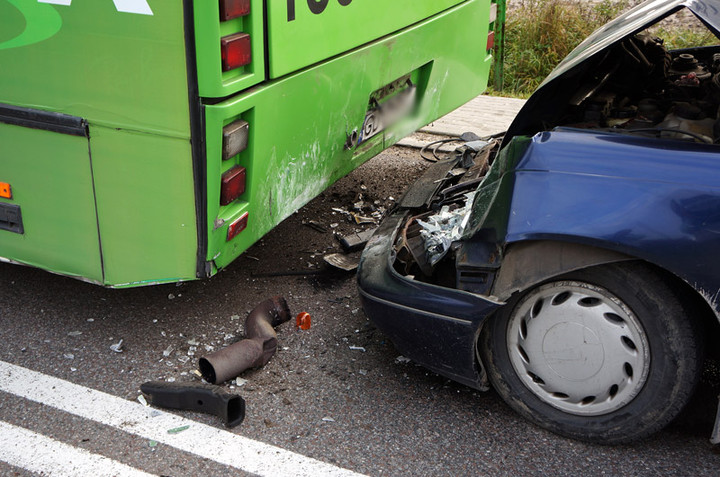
[199,296,291,384]
[141,381,245,428]
[109,339,124,353]
[295,312,312,331]
[323,253,359,272]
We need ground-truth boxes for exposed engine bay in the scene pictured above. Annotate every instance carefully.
[526,31,720,144]
[392,27,720,284]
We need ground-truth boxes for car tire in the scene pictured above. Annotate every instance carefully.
[479,262,704,444]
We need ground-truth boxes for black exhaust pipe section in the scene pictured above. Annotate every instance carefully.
[140,381,245,427]
[199,296,291,384]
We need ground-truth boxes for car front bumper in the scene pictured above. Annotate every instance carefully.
[357,181,501,390]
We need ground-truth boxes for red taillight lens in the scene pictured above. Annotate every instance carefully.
[221,33,251,72]
[222,119,249,160]
[220,0,251,21]
[220,166,246,206]
[487,31,495,52]
[227,212,249,240]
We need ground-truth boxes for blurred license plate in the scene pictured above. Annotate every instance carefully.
[358,76,416,145]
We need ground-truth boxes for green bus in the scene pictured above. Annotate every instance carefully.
[0,0,496,287]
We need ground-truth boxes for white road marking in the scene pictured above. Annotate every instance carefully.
[0,421,153,477]
[0,361,366,477]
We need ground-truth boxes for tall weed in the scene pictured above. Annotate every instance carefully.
[494,0,717,97]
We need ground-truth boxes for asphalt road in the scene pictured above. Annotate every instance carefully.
[1,146,719,476]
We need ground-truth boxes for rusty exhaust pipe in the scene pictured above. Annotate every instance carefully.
[199,296,291,384]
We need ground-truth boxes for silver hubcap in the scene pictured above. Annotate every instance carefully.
[507,281,650,416]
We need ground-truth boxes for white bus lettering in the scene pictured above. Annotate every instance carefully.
[38,0,153,16]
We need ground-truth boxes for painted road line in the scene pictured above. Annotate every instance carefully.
[0,361,366,477]
[0,421,153,477]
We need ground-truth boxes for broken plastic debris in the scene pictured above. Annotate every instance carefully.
[323,253,359,271]
[162,345,174,357]
[68,331,82,336]
[167,425,190,434]
[349,346,366,352]
[351,213,376,225]
[148,440,158,448]
[359,369,368,376]
[321,417,336,422]
[230,314,240,321]
[168,293,176,300]
[235,377,247,387]
[416,191,476,266]
[296,312,312,330]
[63,353,74,360]
[138,395,149,407]
[395,356,411,364]
[337,228,377,253]
[187,338,199,346]
[109,339,124,353]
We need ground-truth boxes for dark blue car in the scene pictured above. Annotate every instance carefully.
[358,0,720,443]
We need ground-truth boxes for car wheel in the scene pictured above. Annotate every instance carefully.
[480,262,703,444]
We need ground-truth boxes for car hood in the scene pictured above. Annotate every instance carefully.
[504,0,720,143]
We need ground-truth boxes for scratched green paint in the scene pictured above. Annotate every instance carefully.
[206,0,493,268]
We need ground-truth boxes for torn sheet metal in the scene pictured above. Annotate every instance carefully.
[416,191,476,266]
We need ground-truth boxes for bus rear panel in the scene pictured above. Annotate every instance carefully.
[0,0,495,287]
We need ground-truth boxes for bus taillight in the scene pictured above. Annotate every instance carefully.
[220,0,251,21]
[227,212,249,241]
[221,33,251,71]
[220,166,246,206]
[222,119,249,160]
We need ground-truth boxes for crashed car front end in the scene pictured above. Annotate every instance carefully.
[357,152,503,391]
[358,0,720,444]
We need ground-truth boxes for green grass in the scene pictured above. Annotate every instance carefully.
[492,0,718,97]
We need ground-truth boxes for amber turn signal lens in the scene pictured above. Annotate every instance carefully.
[0,182,11,199]
[296,312,311,330]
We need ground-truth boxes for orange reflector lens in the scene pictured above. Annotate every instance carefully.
[227,212,249,241]
[222,119,249,160]
[0,182,11,199]
[220,0,251,21]
[296,312,311,330]
[221,33,251,71]
[487,31,495,52]
[220,166,246,206]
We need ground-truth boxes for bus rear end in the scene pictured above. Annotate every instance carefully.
[0,0,497,287]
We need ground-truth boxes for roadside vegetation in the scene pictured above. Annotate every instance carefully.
[494,0,719,97]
